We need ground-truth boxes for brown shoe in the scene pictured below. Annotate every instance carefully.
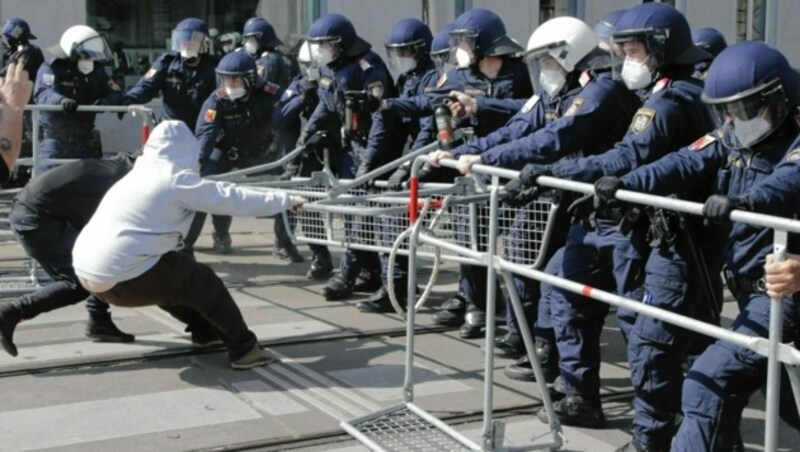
[230,343,279,370]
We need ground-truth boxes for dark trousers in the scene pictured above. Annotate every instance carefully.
[9,203,110,320]
[92,251,256,360]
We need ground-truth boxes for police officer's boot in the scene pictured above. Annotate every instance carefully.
[503,338,559,383]
[459,304,486,339]
[352,268,382,293]
[212,232,233,254]
[494,332,525,358]
[614,438,668,452]
[86,313,135,343]
[433,294,468,326]
[537,394,606,429]
[0,301,23,357]
[307,251,334,280]
[322,274,355,301]
[275,239,305,263]
[357,287,407,314]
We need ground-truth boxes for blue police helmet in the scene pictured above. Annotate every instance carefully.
[243,17,283,50]
[703,41,799,149]
[308,14,371,60]
[613,3,710,68]
[386,18,432,53]
[432,23,456,55]
[692,27,727,59]
[175,18,208,36]
[593,9,626,43]
[451,9,523,58]
[216,51,258,90]
[172,18,209,56]
[2,18,36,45]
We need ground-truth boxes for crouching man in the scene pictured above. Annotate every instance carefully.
[72,120,305,370]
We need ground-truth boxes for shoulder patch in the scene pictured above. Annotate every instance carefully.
[578,70,592,87]
[359,58,372,71]
[564,97,584,117]
[688,134,717,151]
[786,147,800,161]
[652,77,671,94]
[424,86,434,93]
[319,77,333,89]
[145,67,157,79]
[436,72,447,88]
[257,63,266,79]
[367,80,384,99]
[521,94,540,113]
[204,109,217,122]
[263,81,280,94]
[630,107,656,134]
[42,73,54,86]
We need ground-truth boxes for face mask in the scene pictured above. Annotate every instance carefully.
[302,65,320,81]
[310,44,334,67]
[539,69,566,97]
[391,56,417,74]
[225,86,247,100]
[244,41,258,56]
[180,49,199,60]
[620,58,652,90]
[77,59,94,74]
[455,48,474,68]
[732,116,771,147]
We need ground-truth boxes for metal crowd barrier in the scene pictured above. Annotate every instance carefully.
[0,104,156,296]
[337,154,800,451]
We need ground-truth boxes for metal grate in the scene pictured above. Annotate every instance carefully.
[348,407,471,452]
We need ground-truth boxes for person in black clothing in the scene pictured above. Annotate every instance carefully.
[0,154,136,357]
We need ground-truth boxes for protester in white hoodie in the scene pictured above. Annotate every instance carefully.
[72,120,304,369]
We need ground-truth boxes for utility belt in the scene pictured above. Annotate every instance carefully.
[724,268,767,296]
[644,207,683,247]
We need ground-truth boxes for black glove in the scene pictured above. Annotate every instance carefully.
[60,97,78,112]
[117,97,133,120]
[519,163,553,188]
[299,130,325,149]
[702,194,751,225]
[567,194,595,223]
[302,80,318,105]
[503,178,541,207]
[593,176,623,209]
[387,166,410,191]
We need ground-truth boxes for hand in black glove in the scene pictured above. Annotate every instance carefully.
[117,97,133,120]
[60,97,78,112]
[503,178,541,207]
[567,194,595,223]
[519,163,553,188]
[302,80,318,105]
[593,176,623,209]
[702,194,751,225]
[299,130,325,149]
[387,166,410,191]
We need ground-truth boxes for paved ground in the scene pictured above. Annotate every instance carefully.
[0,215,797,451]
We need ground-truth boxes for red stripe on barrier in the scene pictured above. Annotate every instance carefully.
[409,177,419,224]
[581,285,593,297]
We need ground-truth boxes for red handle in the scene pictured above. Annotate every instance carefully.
[409,176,419,224]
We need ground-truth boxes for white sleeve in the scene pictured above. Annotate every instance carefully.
[172,171,291,217]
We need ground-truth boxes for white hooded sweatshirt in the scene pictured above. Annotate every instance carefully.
[73,120,291,285]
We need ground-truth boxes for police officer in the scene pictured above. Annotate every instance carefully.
[274,40,335,279]
[640,41,800,452]
[34,25,122,165]
[241,16,304,262]
[189,52,282,254]
[424,9,533,337]
[300,14,396,301]
[692,27,727,80]
[0,18,44,187]
[355,18,439,313]
[515,3,715,427]
[0,154,136,357]
[123,18,217,133]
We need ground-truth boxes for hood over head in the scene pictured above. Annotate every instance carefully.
[141,120,200,170]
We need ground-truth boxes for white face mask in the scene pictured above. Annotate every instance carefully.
[244,41,258,56]
[77,59,94,75]
[180,49,199,60]
[539,69,567,97]
[390,56,417,74]
[309,43,334,67]
[620,58,652,90]
[225,86,247,100]
[455,47,474,68]
[733,116,771,147]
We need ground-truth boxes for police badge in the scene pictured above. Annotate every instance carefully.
[630,108,655,134]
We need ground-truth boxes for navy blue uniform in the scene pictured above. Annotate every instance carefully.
[34,58,123,162]
[124,52,217,131]
[548,77,714,403]
[622,127,800,450]
[182,85,279,248]
[305,50,395,284]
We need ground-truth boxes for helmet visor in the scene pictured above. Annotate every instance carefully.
[307,36,342,67]
[611,29,667,81]
[385,44,418,73]
[524,43,567,96]
[74,35,112,61]
[431,49,452,74]
[704,79,789,149]
[171,29,205,54]
[449,30,478,67]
